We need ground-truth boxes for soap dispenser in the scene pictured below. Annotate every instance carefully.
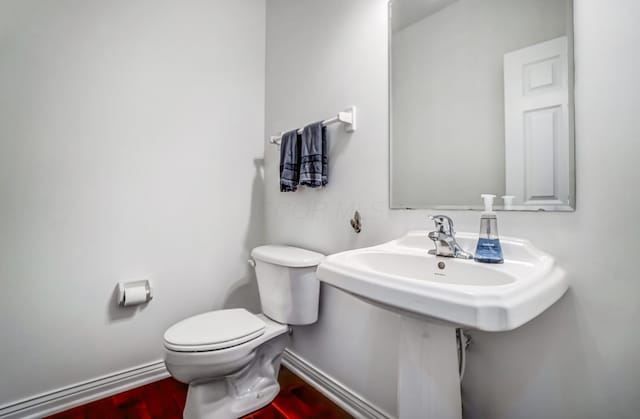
[474,194,504,264]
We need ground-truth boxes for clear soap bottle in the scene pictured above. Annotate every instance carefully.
[474,194,504,264]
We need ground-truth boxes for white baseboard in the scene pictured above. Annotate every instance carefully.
[0,361,169,419]
[282,349,393,419]
[1,351,392,419]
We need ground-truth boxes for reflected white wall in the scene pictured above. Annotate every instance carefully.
[391,0,568,208]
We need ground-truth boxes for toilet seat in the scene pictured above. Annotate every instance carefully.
[163,309,265,352]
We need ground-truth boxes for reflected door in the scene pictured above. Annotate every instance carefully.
[504,36,570,207]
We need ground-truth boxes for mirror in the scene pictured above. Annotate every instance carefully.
[390,0,575,211]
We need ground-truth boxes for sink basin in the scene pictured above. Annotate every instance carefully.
[344,251,515,286]
[317,231,568,332]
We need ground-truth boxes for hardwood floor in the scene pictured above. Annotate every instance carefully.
[46,367,352,419]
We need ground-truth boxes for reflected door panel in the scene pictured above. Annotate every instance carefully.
[504,36,570,207]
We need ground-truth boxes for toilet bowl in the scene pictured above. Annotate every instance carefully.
[163,245,324,419]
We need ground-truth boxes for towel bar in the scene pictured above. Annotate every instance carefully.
[269,106,356,145]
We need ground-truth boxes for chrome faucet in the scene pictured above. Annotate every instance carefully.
[428,215,473,259]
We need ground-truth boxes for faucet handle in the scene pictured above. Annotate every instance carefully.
[429,215,455,235]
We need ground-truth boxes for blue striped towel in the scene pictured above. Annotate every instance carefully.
[279,129,301,192]
[299,121,328,187]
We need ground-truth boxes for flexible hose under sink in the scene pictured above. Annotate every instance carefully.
[457,328,471,382]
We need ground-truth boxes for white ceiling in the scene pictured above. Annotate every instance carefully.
[391,0,459,32]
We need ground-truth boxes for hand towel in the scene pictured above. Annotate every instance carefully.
[299,121,328,187]
[279,129,301,192]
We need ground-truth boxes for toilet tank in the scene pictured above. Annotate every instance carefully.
[251,245,324,325]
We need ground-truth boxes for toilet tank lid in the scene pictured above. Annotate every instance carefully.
[251,245,325,268]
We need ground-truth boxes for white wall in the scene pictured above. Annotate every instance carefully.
[392,0,569,207]
[265,0,640,418]
[0,0,265,407]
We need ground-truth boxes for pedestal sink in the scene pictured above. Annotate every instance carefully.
[316,231,568,419]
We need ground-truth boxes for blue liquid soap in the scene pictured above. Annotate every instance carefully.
[475,194,504,264]
[475,236,504,263]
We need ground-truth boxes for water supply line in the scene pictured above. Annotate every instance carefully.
[457,329,472,382]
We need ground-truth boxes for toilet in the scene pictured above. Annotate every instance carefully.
[163,245,324,419]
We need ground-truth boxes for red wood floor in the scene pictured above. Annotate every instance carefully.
[46,367,352,419]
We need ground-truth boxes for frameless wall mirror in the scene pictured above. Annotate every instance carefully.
[390,0,575,211]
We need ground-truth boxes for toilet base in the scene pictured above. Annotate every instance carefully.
[183,332,288,419]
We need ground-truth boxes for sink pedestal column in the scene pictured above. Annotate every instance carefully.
[398,316,461,419]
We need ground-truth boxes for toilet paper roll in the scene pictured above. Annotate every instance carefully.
[118,280,152,307]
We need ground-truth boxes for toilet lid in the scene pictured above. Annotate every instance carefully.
[163,309,265,352]
[251,245,325,267]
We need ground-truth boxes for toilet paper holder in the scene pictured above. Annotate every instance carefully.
[117,280,153,307]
